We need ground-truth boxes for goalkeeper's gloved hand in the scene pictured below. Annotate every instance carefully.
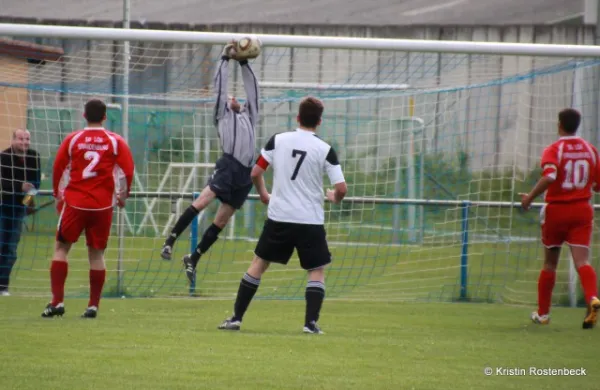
[221,41,238,60]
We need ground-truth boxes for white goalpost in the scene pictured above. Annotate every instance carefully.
[2,22,600,305]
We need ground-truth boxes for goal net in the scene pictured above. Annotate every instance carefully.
[1,29,599,306]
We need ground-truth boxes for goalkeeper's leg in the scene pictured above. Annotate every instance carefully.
[183,182,252,283]
[160,185,217,260]
[182,203,235,284]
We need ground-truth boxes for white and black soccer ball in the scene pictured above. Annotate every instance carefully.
[235,35,261,60]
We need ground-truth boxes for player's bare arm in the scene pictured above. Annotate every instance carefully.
[253,135,275,205]
[326,182,347,205]
[520,144,559,211]
[324,146,347,204]
[519,176,554,211]
[250,164,270,205]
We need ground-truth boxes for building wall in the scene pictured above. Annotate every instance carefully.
[0,55,28,150]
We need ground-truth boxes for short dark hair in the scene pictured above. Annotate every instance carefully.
[559,108,581,135]
[85,99,107,123]
[298,97,324,128]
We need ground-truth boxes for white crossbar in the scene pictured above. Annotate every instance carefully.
[1,23,600,57]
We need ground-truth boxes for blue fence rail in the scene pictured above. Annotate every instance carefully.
[190,192,199,295]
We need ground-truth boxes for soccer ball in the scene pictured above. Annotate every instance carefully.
[235,35,261,60]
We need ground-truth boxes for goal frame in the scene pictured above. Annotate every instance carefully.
[3,22,600,305]
[1,23,600,57]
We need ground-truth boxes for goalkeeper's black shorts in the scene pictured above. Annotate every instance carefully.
[207,153,252,210]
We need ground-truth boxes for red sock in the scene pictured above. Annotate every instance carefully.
[577,264,598,304]
[537,269,556,316]
[50,260,68,306]
[88,269,106,308]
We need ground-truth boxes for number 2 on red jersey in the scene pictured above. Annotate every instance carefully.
[82,151,101,179]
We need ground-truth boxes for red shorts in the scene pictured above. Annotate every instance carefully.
[541,202,593,248]
[57,204,114,250]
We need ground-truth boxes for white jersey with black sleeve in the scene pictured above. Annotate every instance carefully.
[259,128,345,225]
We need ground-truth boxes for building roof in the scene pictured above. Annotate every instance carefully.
[0,0,584,27]
[0,38,64,62]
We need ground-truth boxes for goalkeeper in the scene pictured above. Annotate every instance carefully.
[160,41,260,284]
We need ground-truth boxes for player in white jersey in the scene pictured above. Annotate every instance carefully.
[218,97,347,334]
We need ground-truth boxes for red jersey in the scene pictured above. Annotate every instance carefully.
[53,127,135,210]
[541,135,600,203]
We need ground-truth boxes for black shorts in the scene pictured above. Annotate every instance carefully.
[207,154,252,209]
[254,219,332,270]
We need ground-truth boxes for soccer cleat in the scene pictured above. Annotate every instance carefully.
[0,290,10,297]
[303,321,324,334]
[160,244,172,261]
[81,306,98,319]
[41,303,65,318]
[582,297,600,329]
[218,317,241,331]
[530,311,550,325]
[182,254,196,284]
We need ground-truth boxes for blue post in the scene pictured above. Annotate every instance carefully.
[459,201,470,300]
[189,192,199,296]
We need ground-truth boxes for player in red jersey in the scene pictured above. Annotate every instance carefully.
[520,108,600,329]
[41,99,135,319]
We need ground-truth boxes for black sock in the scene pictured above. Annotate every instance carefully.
[232,273,260,322]
[166,205,199,246]
[190,223,222,266]
[305,281,325,326]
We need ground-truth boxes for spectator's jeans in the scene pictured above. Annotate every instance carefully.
[0,204,25,291]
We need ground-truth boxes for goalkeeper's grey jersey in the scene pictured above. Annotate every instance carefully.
[213,58,259,168]
[259,129,345,225]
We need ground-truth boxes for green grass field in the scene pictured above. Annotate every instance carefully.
[1,297,598,389]
[6,177,600,389]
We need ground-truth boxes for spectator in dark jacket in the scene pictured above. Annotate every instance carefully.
[0,129,41,295]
